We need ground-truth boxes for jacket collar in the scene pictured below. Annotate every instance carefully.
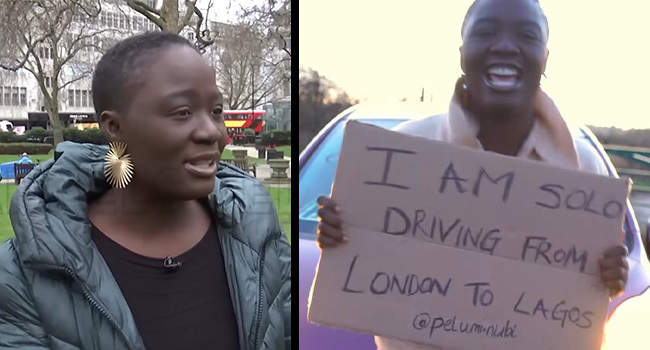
[446,89,580,170]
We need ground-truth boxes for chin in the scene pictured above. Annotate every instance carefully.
[477,95,528,113]
[175,180,216,200]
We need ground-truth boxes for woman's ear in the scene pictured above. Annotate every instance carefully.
[460,45,466,73]
[99,111,122,141]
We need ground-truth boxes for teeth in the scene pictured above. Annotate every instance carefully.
[490,79,516,87]
[190,160,213,167]
[488,66,517,76]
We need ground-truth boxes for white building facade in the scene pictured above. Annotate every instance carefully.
[0,0,159,131]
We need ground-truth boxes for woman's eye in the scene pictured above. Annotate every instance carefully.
[473,29,495,38]
[213,107,223,115]
[520,32,539,40]
[172,108,192,117]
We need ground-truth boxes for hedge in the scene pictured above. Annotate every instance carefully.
[261,130,291,146]
[63,128,108,145]
[0,131,27,143]
[25,127,51,143]
[1,127,109,145]
[0,143,53,155]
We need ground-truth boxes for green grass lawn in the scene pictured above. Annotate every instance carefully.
[0,184,17,243]
[0,150,55,165]
[267,187,291,242]
[277,146,291,158]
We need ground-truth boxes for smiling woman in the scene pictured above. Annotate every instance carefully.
[0,31,291,350]
[314,0,631,349]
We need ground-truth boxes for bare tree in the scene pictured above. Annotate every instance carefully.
[210,22,286,110]
[238,0,291,59]
[299,68,355,152]
[125,0,216,50]
[0,0,111,145]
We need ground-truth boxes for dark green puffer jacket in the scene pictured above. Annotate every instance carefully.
[0,142,291,350]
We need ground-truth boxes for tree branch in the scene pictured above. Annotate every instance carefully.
[181,0,197,28]
[126,0,165,29]
[192,0,214,51]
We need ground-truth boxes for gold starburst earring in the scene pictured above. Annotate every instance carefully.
[104,142,134,188]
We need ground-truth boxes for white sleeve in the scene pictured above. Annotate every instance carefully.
[574,137,610,176]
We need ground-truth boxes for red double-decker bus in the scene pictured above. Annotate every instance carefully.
[223,110,264,143]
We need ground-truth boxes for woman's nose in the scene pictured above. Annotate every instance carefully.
[490,35,520,56]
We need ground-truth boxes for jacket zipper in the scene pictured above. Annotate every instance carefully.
[35,265,135,350]
[253,237,273,350]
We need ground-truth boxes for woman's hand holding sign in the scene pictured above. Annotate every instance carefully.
[316,196,347,248]
[599,245,629,298]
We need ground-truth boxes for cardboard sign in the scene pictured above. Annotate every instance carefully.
[308,121,631,350]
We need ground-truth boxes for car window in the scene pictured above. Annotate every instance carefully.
[576,129,637,252]
[299,118,407,236]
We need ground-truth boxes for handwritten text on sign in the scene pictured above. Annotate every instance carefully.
[308,121,630,350]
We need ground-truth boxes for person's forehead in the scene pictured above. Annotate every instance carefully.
[149,45,205,72]
[469,0,544,25]
[135,46,217,94]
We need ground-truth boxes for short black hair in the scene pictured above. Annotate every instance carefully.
[92,31,198,116]
[461,0,549,40]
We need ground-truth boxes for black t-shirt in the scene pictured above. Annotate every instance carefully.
[91,222,240,350]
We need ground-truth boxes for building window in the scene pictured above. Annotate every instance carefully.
[44,76,51,88]
[68,89,93,107]
[188,32,195,41]
[11,87,19,106]
[0,85,29,107]
[38,46,52,59]
[4,87,10,106]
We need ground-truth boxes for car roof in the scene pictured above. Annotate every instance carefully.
[343,102,443,121]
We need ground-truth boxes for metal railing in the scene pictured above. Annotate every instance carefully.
[603,145,650,193]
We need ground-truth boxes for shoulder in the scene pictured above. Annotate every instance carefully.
[572,132,610,176]
[213,163,282,246]
[216,162,272,203]
[391,114,448,140]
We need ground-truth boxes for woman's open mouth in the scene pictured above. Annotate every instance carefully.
[184,159,217,178]
[484,65,521,91]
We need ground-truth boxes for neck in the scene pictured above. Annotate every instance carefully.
[473,105,535,156]
[91,181,200,234]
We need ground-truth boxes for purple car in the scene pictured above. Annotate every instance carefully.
[298,104,650,349]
